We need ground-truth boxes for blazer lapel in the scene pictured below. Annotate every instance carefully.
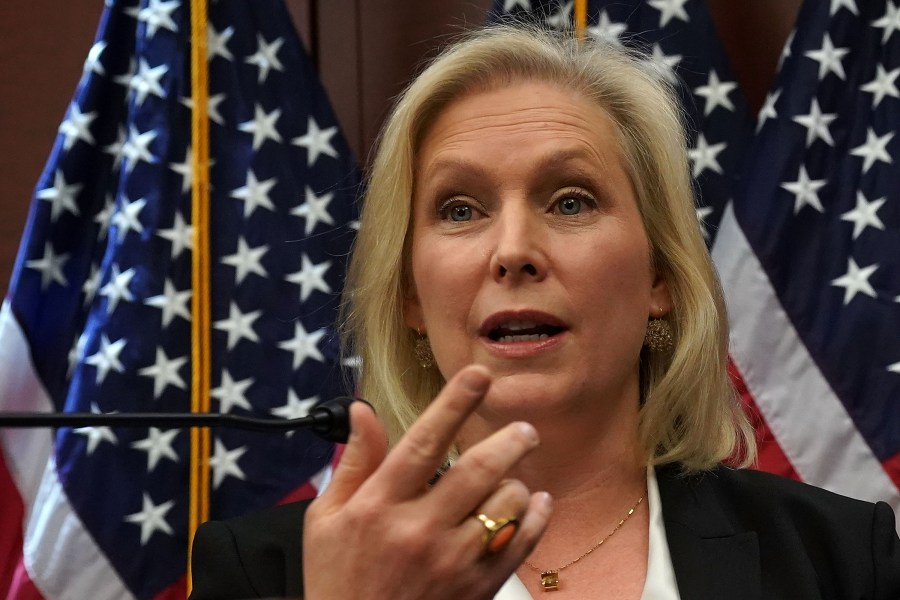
[656,466,761,600]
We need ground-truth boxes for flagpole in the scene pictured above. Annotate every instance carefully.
[187,0,212,593]
[574,0,587,41]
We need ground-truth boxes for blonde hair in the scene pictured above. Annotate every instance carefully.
[341,25,756,471]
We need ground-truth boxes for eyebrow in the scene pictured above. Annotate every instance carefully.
[422,147,608,181]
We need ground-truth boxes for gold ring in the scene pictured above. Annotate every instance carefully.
[475,513,519,553]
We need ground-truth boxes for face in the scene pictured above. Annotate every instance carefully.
[405,81,670,422]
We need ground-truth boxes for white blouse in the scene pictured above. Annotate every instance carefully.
[495,468,681,599]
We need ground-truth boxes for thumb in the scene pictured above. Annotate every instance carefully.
[318,400,388,507]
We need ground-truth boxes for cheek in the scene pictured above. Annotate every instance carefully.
[411,242,483,325]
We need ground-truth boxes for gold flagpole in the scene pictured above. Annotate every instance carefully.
[187,0,211,594]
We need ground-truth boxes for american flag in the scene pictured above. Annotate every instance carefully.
[0,0,359,598]
[491,0,900,521]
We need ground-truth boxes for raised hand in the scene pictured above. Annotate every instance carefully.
[303,365,553,600]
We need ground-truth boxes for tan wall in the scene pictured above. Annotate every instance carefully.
[0,0,799,296]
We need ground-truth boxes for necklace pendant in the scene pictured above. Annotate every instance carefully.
[539,571,560,591]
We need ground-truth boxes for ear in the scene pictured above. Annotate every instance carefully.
[649,273,672,317]
[403,285,425,332]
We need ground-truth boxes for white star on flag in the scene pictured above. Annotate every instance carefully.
[103,126,128,169]
[144,279,192,327]
[211,370,254,413]
[694,70,737,116]
[757,89,781,132]
[648,0,690,27]
[781,165,827,214]
[122,124,159,174]
[805,34,849,80]
[278,321,326,369]
[99,264,136,314]
[138,348,188,398]
[830,0,859,15]
[84,334,127,385]
[840,192,886,240]
[238,105,283,150]
[792,98,837,147]
[58,103,97,151]
[129,58,168,107]
[850,128,894,173]
[181,93,227,125]
[831,257,879,305]
[214,302,262,350]
[36,170,82,222]
[688,133,726,178]
[73,403,119,455]
[220,238,269,284]
[873,1,900,44]
[587,11,627,45]
[696,205,714,240]
[544,0,573,29]
[207,23,234,61]
[209,439,248,489]
[292,187,335,235]
[292,116,338,166]
[124,493,175,545]
[137,0,180,38]
[26,242,69,290]
[83,40,107,76]
[650,44,682,84]
[156,212,194,259]
[860,64,900,108]
[271,391,318,437]
[230,169,277,217]
[131,428,180,472]
[245,34,285,83]
[503,0,530,10]
[94,196,115,241]
[111,195,147,242]
[285,254,332,302]
[81,265,102,307]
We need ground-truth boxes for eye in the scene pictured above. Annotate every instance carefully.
[438,198,479,222]
[557,196,582,215]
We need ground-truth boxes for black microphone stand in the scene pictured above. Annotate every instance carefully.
[0,396,358,443]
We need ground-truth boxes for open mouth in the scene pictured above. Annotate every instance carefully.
[486,319,566,343]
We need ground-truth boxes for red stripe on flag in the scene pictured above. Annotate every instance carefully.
[728,360,801,481]
[0,450,28,598]
[151,575,186,600]
[882,452,900,493]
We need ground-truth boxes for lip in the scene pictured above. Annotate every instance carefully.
[479,309,568,358]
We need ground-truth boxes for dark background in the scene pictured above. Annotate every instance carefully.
[0,0,801,294]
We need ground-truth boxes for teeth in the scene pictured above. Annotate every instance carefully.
[497,333,549,343]
[503,320,539,331]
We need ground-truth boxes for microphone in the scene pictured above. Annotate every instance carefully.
[0,396,359,443]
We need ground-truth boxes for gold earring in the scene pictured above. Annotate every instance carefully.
[414,331,434,368]
[644,315,674,352]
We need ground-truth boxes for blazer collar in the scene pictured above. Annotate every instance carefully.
[656,465,761,600]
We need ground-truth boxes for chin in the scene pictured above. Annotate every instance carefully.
[480,372,576,419]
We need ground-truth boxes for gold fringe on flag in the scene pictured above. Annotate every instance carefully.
[187,0,211,593]
[575,0,588,41]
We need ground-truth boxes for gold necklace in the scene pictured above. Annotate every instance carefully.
[522,492,646,592]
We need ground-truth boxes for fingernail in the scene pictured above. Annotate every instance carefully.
[517,422,539,445]
[536,491,553,513]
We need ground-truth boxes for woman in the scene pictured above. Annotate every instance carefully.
[190,26,900,599]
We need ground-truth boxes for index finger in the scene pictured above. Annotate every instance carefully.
[372,365,491,500]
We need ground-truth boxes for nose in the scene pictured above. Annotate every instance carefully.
[489,206,547,283]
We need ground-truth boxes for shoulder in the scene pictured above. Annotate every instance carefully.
[189,500,312,600]
[666,464,894,538]
[657,464,900,597]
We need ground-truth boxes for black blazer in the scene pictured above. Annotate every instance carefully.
[189,466,900,599]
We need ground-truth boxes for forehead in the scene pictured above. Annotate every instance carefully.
[416,80,627,175]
